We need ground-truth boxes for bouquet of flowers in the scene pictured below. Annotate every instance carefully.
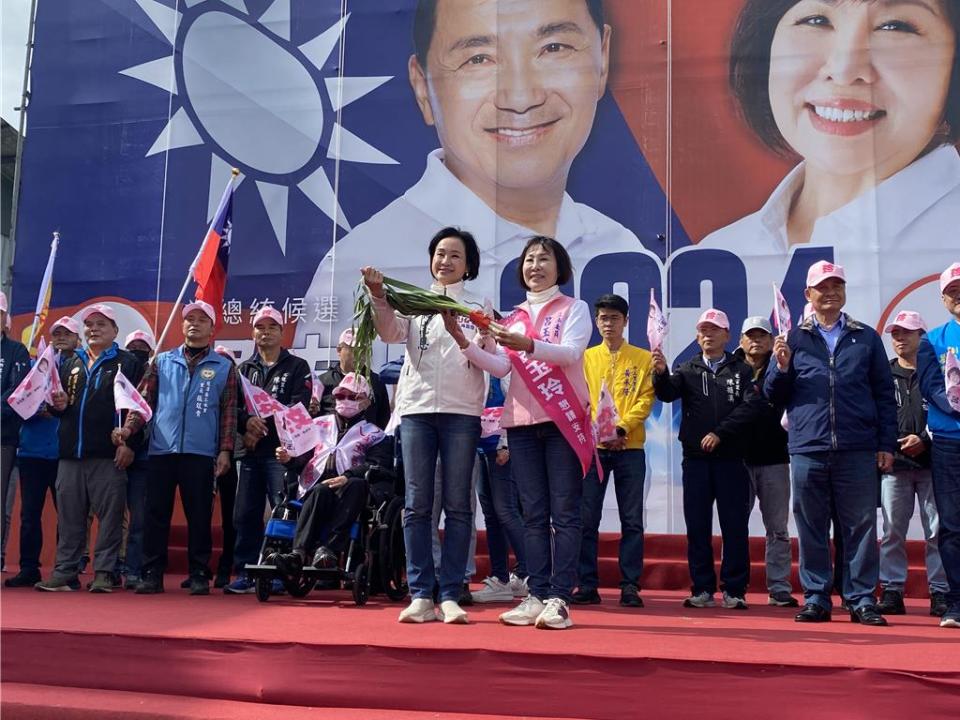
[352,276,491,378]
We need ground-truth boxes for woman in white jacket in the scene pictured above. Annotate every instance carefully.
[361,227,503,625]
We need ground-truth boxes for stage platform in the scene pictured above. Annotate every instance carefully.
[2,580,958,720]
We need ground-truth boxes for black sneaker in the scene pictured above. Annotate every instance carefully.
[619,585,643,608]
[135,575,165,594]
[877,589,906,615]
[571,588,602,605]
[768,591,800,607]
[4,571,42,588]
[214,571,231,589]
[180,577,192,589]
[188,576,210,596]
[459,582,474,607]
[850,605,888,626]
[311,546,338,570]
[930,592,949,618]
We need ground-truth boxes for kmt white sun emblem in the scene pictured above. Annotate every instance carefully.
[120,0,396,254]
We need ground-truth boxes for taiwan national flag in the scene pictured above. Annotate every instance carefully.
[193,176,235,326]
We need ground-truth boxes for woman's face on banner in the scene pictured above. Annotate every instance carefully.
[768,0,955,178]
[416,0,610,193]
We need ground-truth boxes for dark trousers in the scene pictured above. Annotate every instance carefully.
[476,450,526,582]
[216,460,238,577]
[142,453,214,579]
[681,457,751,596]
[233,455,287,572]
[16,457,58,573]
[293,477,368,557]
[932,437,960,607]
[579,449,646,591]
[509,422,583,603]
[1,445,16,565]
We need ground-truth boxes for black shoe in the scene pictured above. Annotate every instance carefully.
[179,577,191,589]
[877,589,906,615]
[214,571,230,589]
[930,592,949,618]
[276,552,303,578]
[838,598,850,611]
[459,582,474,607]
[4,571,41,588]
[795,604,831,623]
[135,575,164,594]
[571,588,602,605]
[311,546,338,570]
[111,572,124,589]
[768,591,800,608]
[188,576,210,596]
[619,585,643,608]
[850,605,888,626]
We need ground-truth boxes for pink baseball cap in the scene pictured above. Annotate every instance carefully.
[884,311,927,334]
[940,262,960,293]
[79,303,118,324]
[338,328,355,347]
[252,306,284,327]
[806,261,846,288]
[182,300,217,323]
[696,309,730,331]
[0,291,7,313]
[124,329,157,350]
[333,372,371,398]
[51,316,82,335]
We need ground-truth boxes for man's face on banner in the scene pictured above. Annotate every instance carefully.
[768,0,955,179]
[410,0,610,195]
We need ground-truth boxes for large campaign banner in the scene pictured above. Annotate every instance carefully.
[11,0,959,534]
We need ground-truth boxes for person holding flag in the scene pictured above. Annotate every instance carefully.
[313,328,390,430]
[34,304,143,593]
[1,290,31,570]
[119,301,237,596]
[223,305,312,594]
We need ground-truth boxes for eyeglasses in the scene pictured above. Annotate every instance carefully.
[335,392,359,401]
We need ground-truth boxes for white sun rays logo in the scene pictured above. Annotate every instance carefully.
[120,0,397,254]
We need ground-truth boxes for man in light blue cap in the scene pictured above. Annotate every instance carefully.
[735,315,798,608]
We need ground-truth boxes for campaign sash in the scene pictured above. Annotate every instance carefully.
[298,416,385,497]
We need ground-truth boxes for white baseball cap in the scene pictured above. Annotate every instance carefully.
[182,300,217,323]
[741,316,773,335]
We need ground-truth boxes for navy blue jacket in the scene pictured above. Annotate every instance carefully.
[1,333,31,446]
[764,314,897,455]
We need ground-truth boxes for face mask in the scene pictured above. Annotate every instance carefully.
[335,398,362,418]
[130,349,151,366]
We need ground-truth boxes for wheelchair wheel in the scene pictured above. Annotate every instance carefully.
[352,563,369,606]
[378,496,408,601]
[285,575,317,598]
[254,575,271,603]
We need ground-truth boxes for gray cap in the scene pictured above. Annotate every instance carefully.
[741,316,773,335]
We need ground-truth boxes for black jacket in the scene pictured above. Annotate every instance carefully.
[733,348,789,467]
[53,343,145,460]
[653,351,762,459]
[1,333,31,447]
[890,359,931,470]
[317,363,391,431]
[237,349,312,457]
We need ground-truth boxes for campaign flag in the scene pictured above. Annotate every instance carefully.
[310,368,323,404]
[647,288,668,351]
[193,175,235,324]
[276,402,322,457]
[36,337,47,358]
[26,233,59,354]
[595,379,621,444]
[239,373,285,418]
[114,369,152,423]
[946,349,960,413]
[480,406,503,438]
[772,283,792,336]
[6,345,60,420]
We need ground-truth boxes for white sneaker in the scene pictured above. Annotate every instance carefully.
[683,591,716,608]
[722,591,749,610]
[535,597,573,630]
[471,577,514,604]
[499,595,546,626]
[508,573,529,598]
[439,599,469,624]
[398,598,437,623]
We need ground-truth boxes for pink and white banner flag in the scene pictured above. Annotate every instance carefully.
[595,379,621,444]
[772,283,792,336]
[946,348,960,413]
[480,406,503,438]
[276,402,323,457]
[309,368,323,403]
[6,345,60,420]
[114,368,152,423]
[647,288,668,351]
[239,373,285,418]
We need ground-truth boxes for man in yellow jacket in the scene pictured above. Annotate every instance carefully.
[573,294,655,607]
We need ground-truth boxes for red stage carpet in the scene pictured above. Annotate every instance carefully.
[2,579,958,720]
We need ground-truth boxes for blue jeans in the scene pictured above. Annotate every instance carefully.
[432,456,477,582]
[477,449,526,582]
[401,413,480,602]
[579,449,646,591]
[931,437,960,607]
[880,469,947,594]
[233,455,287,571]
[509,422,583,603]
[791,451,879,611]
[121,451,149,578]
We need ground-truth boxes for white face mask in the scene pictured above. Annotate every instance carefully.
[335,398,362,418]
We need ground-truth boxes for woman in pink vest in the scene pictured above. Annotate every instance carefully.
[482,237,593,630]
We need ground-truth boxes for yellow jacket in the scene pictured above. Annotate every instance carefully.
[584,341,655,449]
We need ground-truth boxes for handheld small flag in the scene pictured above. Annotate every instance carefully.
[239,373,285,418]
[113,369,152,423]
[7,345,61,420]
[946,349,960,413]
[647,288,668,351]
[772,283,792,337]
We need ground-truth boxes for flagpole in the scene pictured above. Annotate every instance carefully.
[26,231,59,352]
[153,169,239,355]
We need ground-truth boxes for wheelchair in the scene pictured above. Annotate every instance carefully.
[245,463,407,606]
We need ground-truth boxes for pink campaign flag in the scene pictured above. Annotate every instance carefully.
[594,379,621,444]
[6,345,60,420]
[480,406,503,438]
[114,369,152,423]
[276,402,322,457]
[239,373,285,418]
[309,368,323,404]
[946,349,960,413]
[772,283,793,336]
[647,288,668,351]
